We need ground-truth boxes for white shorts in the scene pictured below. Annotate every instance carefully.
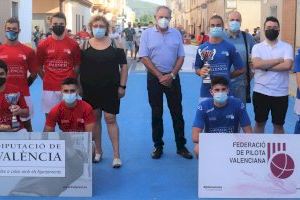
[20,96,34,121]
[294,98,300,115]
[42,90,62,114]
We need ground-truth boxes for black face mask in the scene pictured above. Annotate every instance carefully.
[52,25,65,36]
[265,29,279,41]
[0,77,6,87]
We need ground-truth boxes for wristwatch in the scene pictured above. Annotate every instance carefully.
[119,85,126,89]
[170,72,176,80]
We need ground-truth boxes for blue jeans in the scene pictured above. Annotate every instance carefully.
[230,80,246,104]
[294,116,300,134]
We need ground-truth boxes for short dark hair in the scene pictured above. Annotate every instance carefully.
[0,60,8,74]
[5,17,20,29]
[209,15,224,27]
[211,76,229,87]
[264,16,280,28]
[51,12,67,24]
[62,78,78,86]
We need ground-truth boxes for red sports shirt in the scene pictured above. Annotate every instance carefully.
[37,36,81,91]
[0,42,39,96]
[46,100,95,132]
[0,84,28,128]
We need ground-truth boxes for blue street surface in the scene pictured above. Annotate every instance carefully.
[1,71,297,200]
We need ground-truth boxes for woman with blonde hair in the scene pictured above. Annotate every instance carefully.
[80,15,128,168]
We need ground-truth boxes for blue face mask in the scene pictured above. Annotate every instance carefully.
[229,21,241,32]
[92,27,106,39]
[209,27,224,38]
[5,31,18,41]
[213,92,228,104]
[63,93,77,105]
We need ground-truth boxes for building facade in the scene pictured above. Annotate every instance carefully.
[32,0,93,35]
[168,0,261,37]
[0,0,32,44]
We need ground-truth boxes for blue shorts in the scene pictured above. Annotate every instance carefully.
[125,41,134,50]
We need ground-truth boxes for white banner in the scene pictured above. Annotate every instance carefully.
[0,140,65,177]
[198,134,300,199]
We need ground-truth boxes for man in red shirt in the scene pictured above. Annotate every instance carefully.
[44,78,95,132]
[0,17,39,132]
[0,60,29,132]
[37,12,81,116]
[76,25,90,40]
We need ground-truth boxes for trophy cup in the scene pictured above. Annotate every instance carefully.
[5,92,20,129]
[198,48,216,84]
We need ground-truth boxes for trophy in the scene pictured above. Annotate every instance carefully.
[198,47,216,84]
[5,92,20,129]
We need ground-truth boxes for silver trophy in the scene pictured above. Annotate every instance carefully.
[199,48,216,84]
[5,92,20,129]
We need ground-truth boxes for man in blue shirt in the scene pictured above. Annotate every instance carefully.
[139,6,193,159]
[195,15,245,100]
[294,48,300,134]
[225,11,256,104]
[192,76,252,157]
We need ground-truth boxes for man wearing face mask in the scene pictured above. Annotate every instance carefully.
[122,22,136,59]
[0,60,29,132]
[192,76,252,157]
[195,15,245,101]
[251,16,293,134]
[225,11,256,104]
[44,78,95,132]
[37,12,81,117]
[139,6,193,160]
[0,17,39,132]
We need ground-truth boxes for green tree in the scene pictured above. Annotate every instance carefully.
[139,14,155,26]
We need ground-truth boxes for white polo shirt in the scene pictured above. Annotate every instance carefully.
[252,40,293,96]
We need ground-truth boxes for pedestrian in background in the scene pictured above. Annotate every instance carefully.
[0,17,39,131]
[251,16,293,134]
[80,15,128,167]
[195,15,244,101]
[139,6,193,160]
[122,22,135,59]
[225,11,256,104]
[37,12,81,117]
[294,48,300,134]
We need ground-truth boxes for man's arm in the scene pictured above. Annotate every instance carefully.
[192,127,202,144]
[230,68,245,78]
[141,57,163,79]
[160,56,185,86]
[268,59,293,71]
[85,122,95,132]
[252,57,284,70]
[43,125,55,132]
[242,125,253,133]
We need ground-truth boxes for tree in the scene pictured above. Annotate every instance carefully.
[139,14,155,26]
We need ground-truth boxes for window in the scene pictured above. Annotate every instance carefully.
[12,1,18,18]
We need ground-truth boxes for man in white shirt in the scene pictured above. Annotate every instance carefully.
[251,16,293,134]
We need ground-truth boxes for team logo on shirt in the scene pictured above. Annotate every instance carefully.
[226,114,235,120]
[221,51,229,56]
[47,49,55,54]
[77,118,84,123]
[18,54,26,60]
[0,55,8,59]
[63,49,71,54]
[208,117,217,121]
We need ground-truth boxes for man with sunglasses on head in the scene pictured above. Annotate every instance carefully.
[37,12,81,117]
[44,78,95,132]
[192,76,252,157]
[0,17,39,132]
[251,16,293,134]
[195,15,245,102]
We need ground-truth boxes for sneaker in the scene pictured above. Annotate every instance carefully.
[177,147,193,159]
[112,158,122,168]
[93,153,102,163]
[151,147,163,159]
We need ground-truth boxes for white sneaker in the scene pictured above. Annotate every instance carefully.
[112,158,122,168]
[93,153,102,163]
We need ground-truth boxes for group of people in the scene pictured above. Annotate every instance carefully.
[0,13,127,168]
[0,5,299,168]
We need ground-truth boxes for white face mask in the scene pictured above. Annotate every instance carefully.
[158,18,170,29]
[63,93,77,105]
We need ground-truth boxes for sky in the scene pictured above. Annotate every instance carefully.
[143,0,166,5]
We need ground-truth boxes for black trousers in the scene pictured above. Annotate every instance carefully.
[147,72,186,150]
